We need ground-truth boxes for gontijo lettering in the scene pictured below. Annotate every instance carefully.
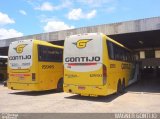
[65,56,100,62]
[9,55,31,60]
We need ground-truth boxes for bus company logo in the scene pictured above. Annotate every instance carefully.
[73,39,92,49]
[14,44,27,54]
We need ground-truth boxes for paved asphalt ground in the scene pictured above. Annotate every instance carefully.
[0,78,160,113]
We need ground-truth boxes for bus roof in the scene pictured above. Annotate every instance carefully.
[33,39,64,49]
[66,33,131,51]
[10,39,63,49]
[106,35,132,52]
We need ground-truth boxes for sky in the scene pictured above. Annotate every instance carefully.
[0,0,160,40]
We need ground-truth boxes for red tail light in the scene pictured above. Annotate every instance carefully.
[103,64,107,85]
[32,73,36,81]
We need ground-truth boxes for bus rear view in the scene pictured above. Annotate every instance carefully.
[8,39,63,91]
[8,40,35,90]
[63,33,107,96]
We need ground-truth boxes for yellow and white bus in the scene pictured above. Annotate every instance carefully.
[63,33,139,96]
[7,39,64,91]
[0,56,8,82]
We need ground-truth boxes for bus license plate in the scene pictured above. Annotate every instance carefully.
[19,76,24,80]
[78,86,85,90]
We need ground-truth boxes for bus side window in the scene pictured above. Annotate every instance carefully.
[38,45,47,61]
[38,46,42,60]
[47,47,63,62]
[114,44,121,60]
[107,40,132,62]
[107,41,114,60]
[38,45,63,62]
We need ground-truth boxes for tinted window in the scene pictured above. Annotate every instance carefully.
[38,45,63,62]
[107,41,134,62]
[107,41,114,59]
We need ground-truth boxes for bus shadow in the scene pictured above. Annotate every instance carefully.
[65,93,123,102]
[9,90,62,96]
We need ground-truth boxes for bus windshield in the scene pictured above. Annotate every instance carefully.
[8,40,33,69]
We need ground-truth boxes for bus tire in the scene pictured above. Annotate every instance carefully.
[57,78,63,92]
[121,79,125,93]
[117,80,122,94]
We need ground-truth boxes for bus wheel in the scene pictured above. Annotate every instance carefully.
[57,78,63,92]
[117,80,122,94]
[121,79,125,93]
